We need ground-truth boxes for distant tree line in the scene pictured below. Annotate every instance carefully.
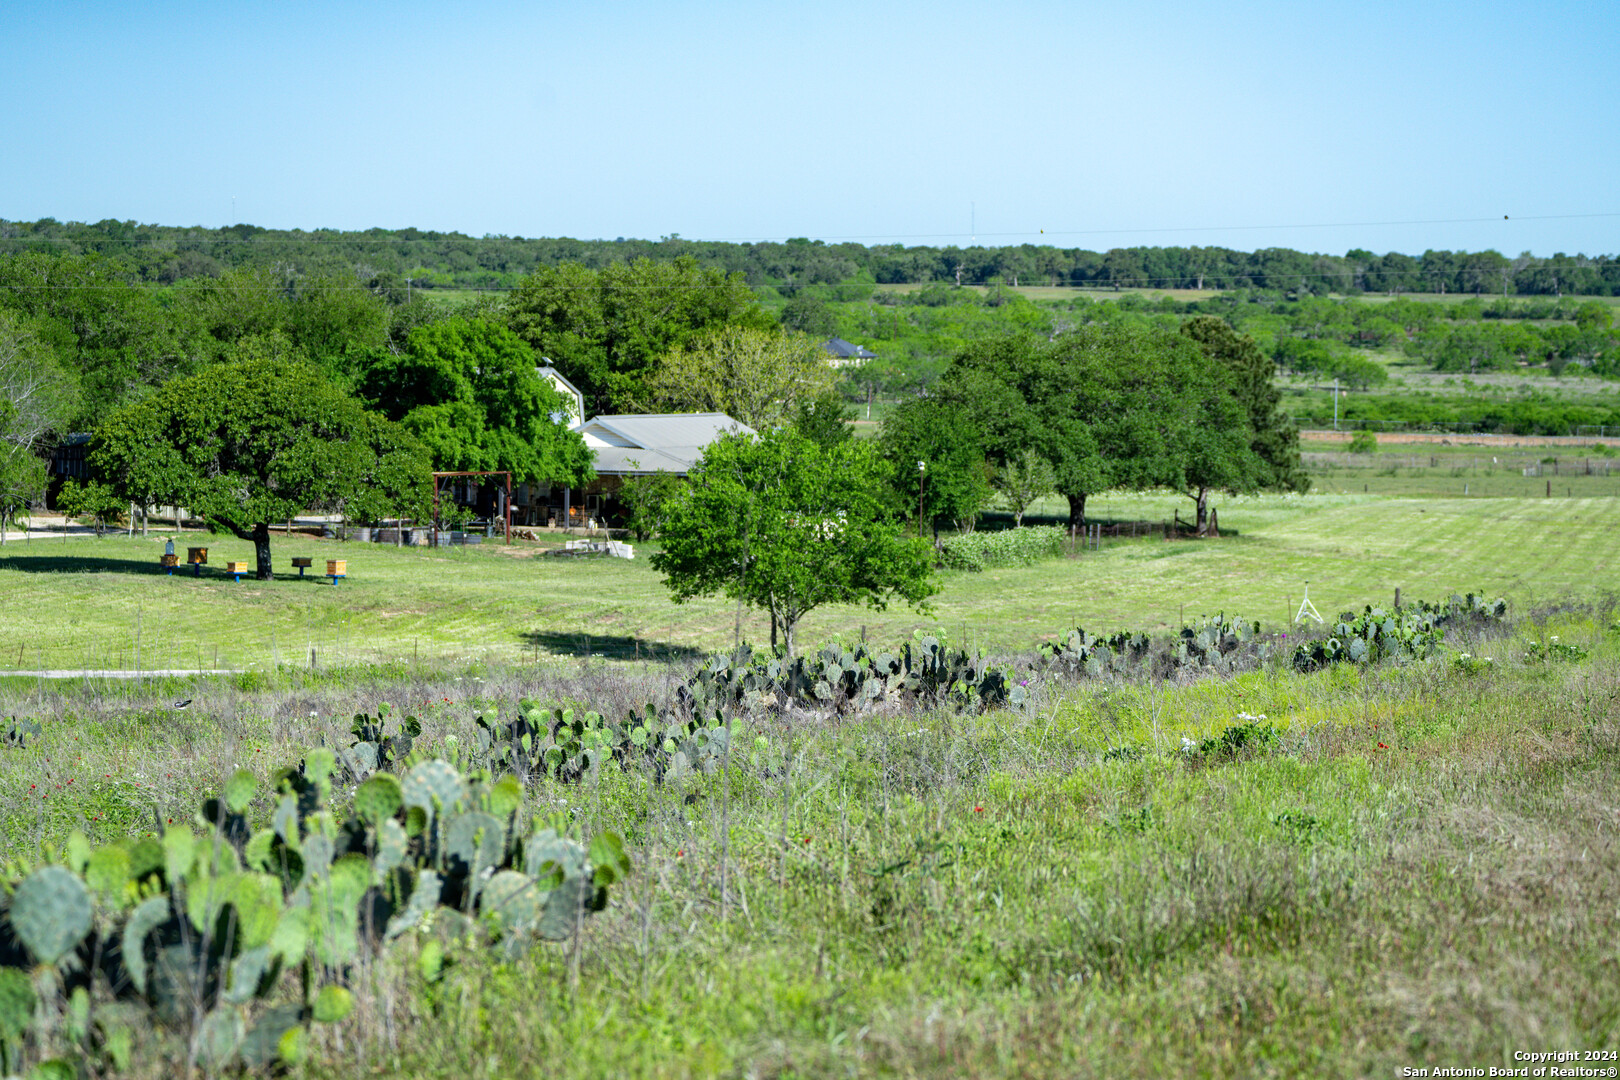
[5,218,1620,296]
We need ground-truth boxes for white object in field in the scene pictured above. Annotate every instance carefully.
[1295,583,1324,625]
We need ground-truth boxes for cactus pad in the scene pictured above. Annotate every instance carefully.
[11,865,93,965]
[355,774,404,825]
[312,984,353,1023]
[224,769,257,813]
[403,760,468,821]
[480,869,541,937]
[384,869,442,939]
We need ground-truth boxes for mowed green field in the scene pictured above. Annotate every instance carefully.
[2,492,1616,674]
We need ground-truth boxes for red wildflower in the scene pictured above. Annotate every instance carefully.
[974,806,984,813]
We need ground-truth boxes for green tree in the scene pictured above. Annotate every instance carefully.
[941,328,1193,529]
[0,312,79,539]
[778,293,837,338]
[1181,316,1308,495]
[993,449,1056,527]
[791,388,855,448]
[877,396,994,535]
[0,251,196,428]
[360,317,594,489]
[617,470,684,541]
[651,427,935,656]
[638,326,838,430]
[88,359,431,579]
[54,479,125,536]
[503,257,777,415]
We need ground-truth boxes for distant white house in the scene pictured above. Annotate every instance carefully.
[823,337,877,369]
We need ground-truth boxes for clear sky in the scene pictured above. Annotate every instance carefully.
[4,0,1618,257]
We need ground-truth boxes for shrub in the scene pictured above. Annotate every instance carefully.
[939,526,1064,571]
[1347,429,1377,454]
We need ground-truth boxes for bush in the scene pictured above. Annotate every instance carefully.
[1347,429,1377,454]
[939,526,1064,571]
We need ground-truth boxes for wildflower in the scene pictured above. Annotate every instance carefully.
[974,806,984,813]
[675,850,684,857]
[1181,737,1197,753]
[803,836,812,845]
[1378,742,1388,749]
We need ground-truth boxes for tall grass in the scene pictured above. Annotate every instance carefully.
[0,607,1614,1076]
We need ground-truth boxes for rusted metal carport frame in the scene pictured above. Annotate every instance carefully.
[430,471,512,547]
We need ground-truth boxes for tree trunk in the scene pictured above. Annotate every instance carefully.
[781,615,797,660]
[1193,488,1211,536]
[236,522,274,579]
[1066,492,1088,530]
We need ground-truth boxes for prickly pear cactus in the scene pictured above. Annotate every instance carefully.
[0,752,633,1075]
[10,866,93,965]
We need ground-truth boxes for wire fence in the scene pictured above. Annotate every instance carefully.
[1295,418,1620,440]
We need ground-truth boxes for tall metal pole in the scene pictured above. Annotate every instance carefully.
[917,461,926,537]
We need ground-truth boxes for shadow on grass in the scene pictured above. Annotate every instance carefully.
[521,630,706,664]
[0,554,344,583]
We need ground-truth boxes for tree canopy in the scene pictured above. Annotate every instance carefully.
[1181,315,1307,496]
[638,326,839,431]
[360,317,594,488]
[876,395,993,535]
[503,256,777,415]
[88,358,431,578]
[650,427,936,657]
[921,325,1271,529]
[0,311,78,537]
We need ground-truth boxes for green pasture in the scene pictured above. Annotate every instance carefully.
[0,603,1614,1077]
[3,492,1618,674]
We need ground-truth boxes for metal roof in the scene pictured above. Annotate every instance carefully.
[823,337,877,360]
[578,413,755,475]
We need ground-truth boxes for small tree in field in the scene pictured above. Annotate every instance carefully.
[89,359,431,579]
[1347,429,1378,455]
[651,428,936,657]
[994,449,1057,527]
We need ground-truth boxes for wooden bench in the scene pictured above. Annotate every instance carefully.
[226,560,251,582]
[291,557,313,577]
[326,559,346,585]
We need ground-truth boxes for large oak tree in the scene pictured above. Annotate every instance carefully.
[89,358,431,579]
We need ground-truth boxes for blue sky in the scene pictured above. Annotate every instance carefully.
[4,0,1618,257]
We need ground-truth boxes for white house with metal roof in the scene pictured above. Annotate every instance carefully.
[577,413,754,476]
[531,412,753,529]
